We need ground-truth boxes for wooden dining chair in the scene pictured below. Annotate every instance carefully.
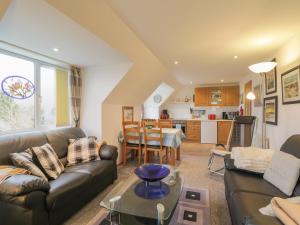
[142,119,158,128]
[122,121,142,165]
[143,127,167,164]
[158,119,173,128]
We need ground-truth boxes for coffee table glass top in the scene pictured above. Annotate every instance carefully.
[100,166,183,220]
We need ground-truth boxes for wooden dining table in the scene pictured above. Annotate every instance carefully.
[118,128,185,166]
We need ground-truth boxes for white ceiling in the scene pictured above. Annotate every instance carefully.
[107,0,300,84]
[0,0,130,67]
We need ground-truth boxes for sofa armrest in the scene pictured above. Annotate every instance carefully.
[0,174,49,196]
[224,155,264,177]
[224,154,236,170]
[99,144,118,161]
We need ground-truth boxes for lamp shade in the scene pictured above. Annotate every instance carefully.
[246,92,256,100]
[248,62,277,73]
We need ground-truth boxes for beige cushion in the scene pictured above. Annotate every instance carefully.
[264,151,300,196]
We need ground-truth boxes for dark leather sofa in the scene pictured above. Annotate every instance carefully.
[224,135,300,225]
[0,127,118,225]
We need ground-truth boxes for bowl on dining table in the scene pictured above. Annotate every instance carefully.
[134,164,170,182]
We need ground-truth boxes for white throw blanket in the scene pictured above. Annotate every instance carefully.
[231,147,274,173]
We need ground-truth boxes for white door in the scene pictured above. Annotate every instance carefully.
[201,121,217,144]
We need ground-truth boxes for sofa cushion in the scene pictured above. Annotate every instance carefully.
[264,150,300,196]
[67,137,100,166]
[280,135,300,159]
[64,160,114,182]
[0,131,47,165]
[10,151,48,180]
[225,169,287,198]
[46,172,91,210]
[45,127,86,159]
[30,144,65,180]
[228,192,282,225]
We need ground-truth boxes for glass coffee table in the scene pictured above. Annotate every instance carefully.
[100,166,183,225]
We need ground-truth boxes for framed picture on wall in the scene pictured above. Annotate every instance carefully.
[122,106,134,123]
[281,65,300,105]
[265,58,277,95]
[253,84,262,107]
[264,96,278,125]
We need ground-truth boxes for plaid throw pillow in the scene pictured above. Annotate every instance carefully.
[30,143,64,180]
[10,151,48,180]
[67,137,100,166]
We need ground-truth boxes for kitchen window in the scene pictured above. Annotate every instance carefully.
[0,50,71,134]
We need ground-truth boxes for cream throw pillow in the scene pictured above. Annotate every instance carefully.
[264,151,300,196]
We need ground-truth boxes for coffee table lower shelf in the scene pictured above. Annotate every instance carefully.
[98,206,177,225]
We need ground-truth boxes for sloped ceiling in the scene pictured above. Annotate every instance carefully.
[47,0,179,105]
[107,0,300,84]
[0,0,129,67]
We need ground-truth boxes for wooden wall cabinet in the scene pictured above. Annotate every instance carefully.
[186,120,201,141]
[194,87,208,106]
[194,86,239,107]
[217,121,232,145]
[223,86,240,106]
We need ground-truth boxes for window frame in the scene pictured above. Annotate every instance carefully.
[0,48,71,134]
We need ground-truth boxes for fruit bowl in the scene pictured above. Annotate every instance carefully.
[134,164,170,182]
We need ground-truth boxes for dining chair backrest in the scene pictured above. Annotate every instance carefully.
[143,127,163,149]
[158,119,173,128]
[142,119,158,128]
[123,121,141,145]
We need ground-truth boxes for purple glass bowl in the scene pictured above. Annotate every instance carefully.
[134,164,170,182]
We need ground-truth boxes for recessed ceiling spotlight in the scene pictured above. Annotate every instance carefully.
[234,55,238,59]
[53,48,59,52]
[174,61,179,65]
[189,81,193,84]
[221,79,224,83]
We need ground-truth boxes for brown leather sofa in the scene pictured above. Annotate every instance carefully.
[224,135,300,225]
[0,127,118,225]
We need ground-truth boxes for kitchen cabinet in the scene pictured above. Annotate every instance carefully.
[194,86,239,106]
[194,87,208,106]
[208,87,224,106]
[201,121,217,144]
[217,121,233,145]
[224,86,240,106]
[186,120,201,141]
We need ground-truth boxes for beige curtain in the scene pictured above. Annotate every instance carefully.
[70,66,82,127]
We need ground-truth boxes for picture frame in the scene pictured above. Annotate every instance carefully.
[281,65,300,105]
[263,96,278,125]
[122,106,134,123]
[253,84,262,107]
[265,58,277,95]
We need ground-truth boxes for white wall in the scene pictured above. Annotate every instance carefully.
[143,82,174,119]
[81,62,132,138]
[240,32,300,150]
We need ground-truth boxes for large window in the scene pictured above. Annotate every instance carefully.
[0,51,70,133]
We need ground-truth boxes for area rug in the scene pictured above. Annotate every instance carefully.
[170,187,211,225]
[89,187,210,225]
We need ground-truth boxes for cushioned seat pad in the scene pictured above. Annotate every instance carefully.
[225,169,287,198]
[47,172,91,210]
[64,160,114,177]
[229,192,282,225]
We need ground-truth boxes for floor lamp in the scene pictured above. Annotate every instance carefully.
[247,61,277,148]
